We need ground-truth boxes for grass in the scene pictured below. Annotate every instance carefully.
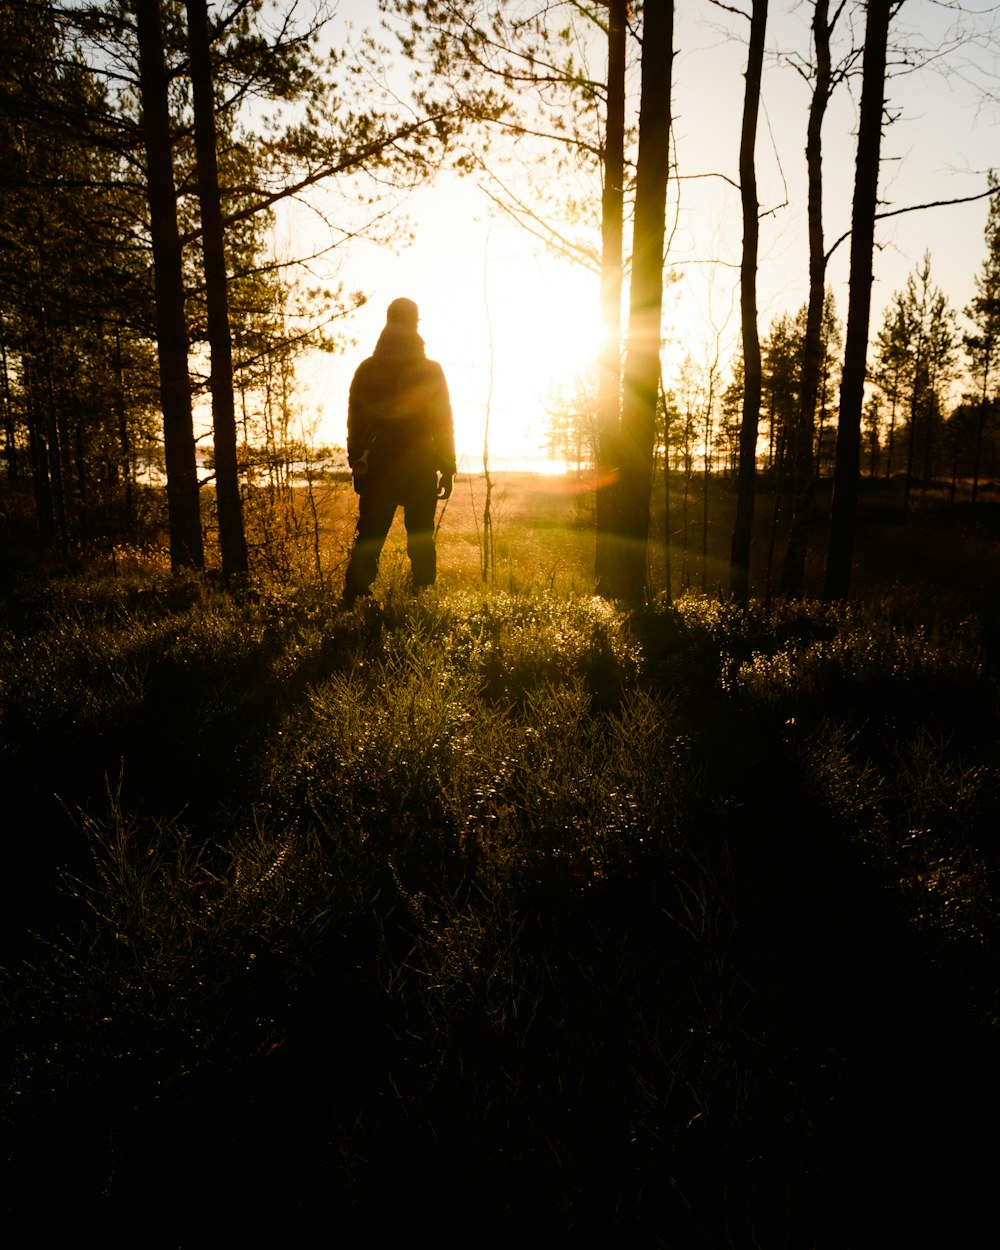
[2,485,999,1246]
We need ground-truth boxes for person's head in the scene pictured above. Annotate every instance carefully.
[386,297,419,329]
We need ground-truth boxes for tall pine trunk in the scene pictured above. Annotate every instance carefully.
[39,303,68,551]
[728,0,768,606]
[971,351,991,508]
[780,0,832,595]
[616,1,673,603]
[185,0,248,578]
[113,325,137,535]
[26,369,54,546]
[135,0,204,571]
[595,0,627,593]
[824,0,892,600]
[903,345,925,514]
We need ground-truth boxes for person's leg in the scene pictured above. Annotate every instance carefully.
[343,480,397,602]
[402,470,439,589]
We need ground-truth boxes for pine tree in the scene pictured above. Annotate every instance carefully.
[616,1,674,602]
[761,312,803,479]
[825,0,893,601]
[185,0,247,578]
[892,255,958,510]
[872,298,911,480]
[780,0,845,597]
[135,0,204,569]
[963,178,1000,508]
[0,0,158,550]
[728,0,768,606]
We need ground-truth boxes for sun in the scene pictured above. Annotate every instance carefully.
[419,236,602,468]
[311,179,602,469]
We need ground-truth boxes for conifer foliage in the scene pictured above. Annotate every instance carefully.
[0,0,456,568]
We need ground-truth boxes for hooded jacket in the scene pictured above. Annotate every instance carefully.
[347,322,457,478]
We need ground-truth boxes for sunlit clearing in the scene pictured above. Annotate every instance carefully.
[417,235,601,467]
[315,180,602,471]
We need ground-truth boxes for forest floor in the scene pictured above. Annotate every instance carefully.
[1,476,999,1247]
[311,470,1000,643]
[86,466,1000,614]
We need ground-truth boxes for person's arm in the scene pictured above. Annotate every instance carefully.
[432,363,457,480]
[347,362,373,468]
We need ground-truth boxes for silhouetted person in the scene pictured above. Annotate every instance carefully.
[343,298,456,602]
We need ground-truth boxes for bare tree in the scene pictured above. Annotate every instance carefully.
[728,0,768,606]
[614,1,674,602]
[595,0,628,592]
[185,0,247,579]
[780,0,849,595]
[964,177,1000,510]
[134,0,203,570]
[824,0,896,600]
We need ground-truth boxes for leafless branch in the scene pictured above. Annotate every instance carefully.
[706,0,752,22]
[474,162,602,274]
[825,184,999,261]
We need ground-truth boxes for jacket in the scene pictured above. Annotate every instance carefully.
[347,323,457,478]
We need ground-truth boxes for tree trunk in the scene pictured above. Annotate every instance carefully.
[886,390,897,477]
[702,398,712,593]
[971,350,990,508]
[134,0,204,571]
[25,365,54,546]
[780,0,832,595]
[728,0,768,606]
[595,0,627,593]
[824,0,892,600]
[663,394,673,601]
[39,305,68,551]
[616,1,673,603]
[113,326,136,535]
[185,0,248,578]
[903,374,920,513]
[920,389,935,498]
[74,412,90,542]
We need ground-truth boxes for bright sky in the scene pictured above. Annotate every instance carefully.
[292,1,999,466]
[301,176,601,471]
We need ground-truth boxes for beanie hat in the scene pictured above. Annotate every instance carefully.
[386,297,419,328]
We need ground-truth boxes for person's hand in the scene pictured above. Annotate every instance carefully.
[351,449,370,494]
[437,472,454,500]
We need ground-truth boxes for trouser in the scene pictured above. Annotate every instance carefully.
[344,461,438,598]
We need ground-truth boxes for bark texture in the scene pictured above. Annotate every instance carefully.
[824,0,892,599]
[135,0,204,570]
[780,0,832,595]
[595,0,627,593]
[616,1,673,603]
[186,0,248,577]
[729,0,768,605]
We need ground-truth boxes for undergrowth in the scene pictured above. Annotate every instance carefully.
[1,571,997,1246]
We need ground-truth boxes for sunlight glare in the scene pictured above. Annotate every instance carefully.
[315,178,602,471]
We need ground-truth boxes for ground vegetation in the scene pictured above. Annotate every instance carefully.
[2,490,999,1245]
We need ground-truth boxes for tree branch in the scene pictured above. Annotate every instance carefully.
[825,185,999,262]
